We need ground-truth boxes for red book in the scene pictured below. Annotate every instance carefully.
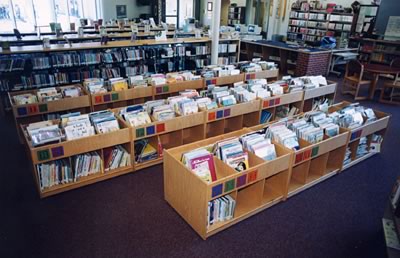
[189,153,217,182]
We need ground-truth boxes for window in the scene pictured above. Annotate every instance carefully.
[0,0,100,33]
[178,0,193,29]
[0,0,14,32]
[12,0,35,32]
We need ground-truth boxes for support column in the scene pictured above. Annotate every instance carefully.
[211,0,221,65]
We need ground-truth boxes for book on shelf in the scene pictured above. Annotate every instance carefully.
[214,138,249,172]
[36,87,62,102]
[90,110,120,134]
[83,78,107,94]
[241,132,277,161]
[182,148,217,183]
[13,93,38,105]
[269,123,300,150]
[72,151,102,181]
[109,77,128,91]
[134,139,159,163]
[120,104,152,127]
[26,121,63,147]
[62,113,95,141]
[36,159,73,190]
[207,194,236,227]
[103,145,131,172]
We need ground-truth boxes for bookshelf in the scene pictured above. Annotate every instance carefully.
[350,38,400,65]
[328,101,390,171]
[163,102,390,239]
[302,82,336,112]
[22,116,132,198]
[228,5,246,26]
[8,84,91,141]
[164,129,293,239]
[287,9,353,47]
[0,37,240,113]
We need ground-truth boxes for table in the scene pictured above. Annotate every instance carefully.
[364,63,400,99]
[328,51,358,77]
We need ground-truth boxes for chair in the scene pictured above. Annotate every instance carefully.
[342,60,372,100]
[380,58,400,104]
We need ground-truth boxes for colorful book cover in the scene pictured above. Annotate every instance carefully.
[189,153,217,182]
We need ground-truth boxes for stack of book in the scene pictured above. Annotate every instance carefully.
[134,139,158,164]
[84,78,107,94]
[36,159,73,190]
[26,121,63,146]
[129,75,148,87]
[90,111,120,134]
[109,77,128,91]
[13,93,38,105]
[241,132,277,161]
[328,104,376,129]
[182,147,217,182]
[269,123,300,150]
[356,137,368,159]
[289,119,325,144]
[306,112,340,137]
[120,105,151,127]
[36,87,63,102]
[275,106,299,119]
[145,100,175,121]
[62,113,95,141]
[103,145,131,172]
[215,138,249,172]
[195,96,218,111]
[230,85,256,103]
[207,194,236,227]
[168,96,199,116]
[72,151,102,180]
[343,147,351,165]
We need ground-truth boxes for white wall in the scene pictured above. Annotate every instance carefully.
[231,0,246,6]
[268,0,371,39]
[101,0,151,21]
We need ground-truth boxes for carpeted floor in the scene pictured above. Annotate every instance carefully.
[1,77,398,258]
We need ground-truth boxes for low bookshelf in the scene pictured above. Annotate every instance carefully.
[21,78,340,198]
[328,101,390,171]
[9,84,91,141]
[21,116,132,198]
[164,129,293,239]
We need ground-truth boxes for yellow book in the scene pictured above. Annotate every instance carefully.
[112,81,128,91]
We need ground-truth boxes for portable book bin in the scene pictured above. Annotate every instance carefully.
[164,129,293,239]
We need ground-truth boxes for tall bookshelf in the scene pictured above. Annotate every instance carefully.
[351,38,400,65]
[287,9,354,47]
[228,5,246,26]
[0,38,240,113]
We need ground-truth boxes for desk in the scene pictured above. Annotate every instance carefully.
[328,51,358,77]
[364,64,400,99]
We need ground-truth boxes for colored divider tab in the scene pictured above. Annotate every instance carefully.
[275,98,281,105]
[37,149,50,161]
[156,123,165,133]
[28,105,38,114]
[236,174,247,188]
[156,87,163,94]
[269,99,275,107]
[162,86,169,93]
[211,184,223,198]
[216,110,224,119]
[208,112,216,121]
[303,149,312,160]
[263,100,269,108]
[38,104,48,113]
[146,125,155,135]
[311,146,319,157]
[17,107,27,116]
[295,152,304,164]
[350,130,362,141]
[136,128,145,138]
[94,96,102,104]
[224,179,235,193]
[111,93,119,101]
[103,94,111,102]
[248,170,258,183]
[51,146,64,158]
[224,108,231,117]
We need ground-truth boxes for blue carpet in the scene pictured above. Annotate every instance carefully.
[0,77,398,257]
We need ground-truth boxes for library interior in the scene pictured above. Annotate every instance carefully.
[1,0,400,257]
